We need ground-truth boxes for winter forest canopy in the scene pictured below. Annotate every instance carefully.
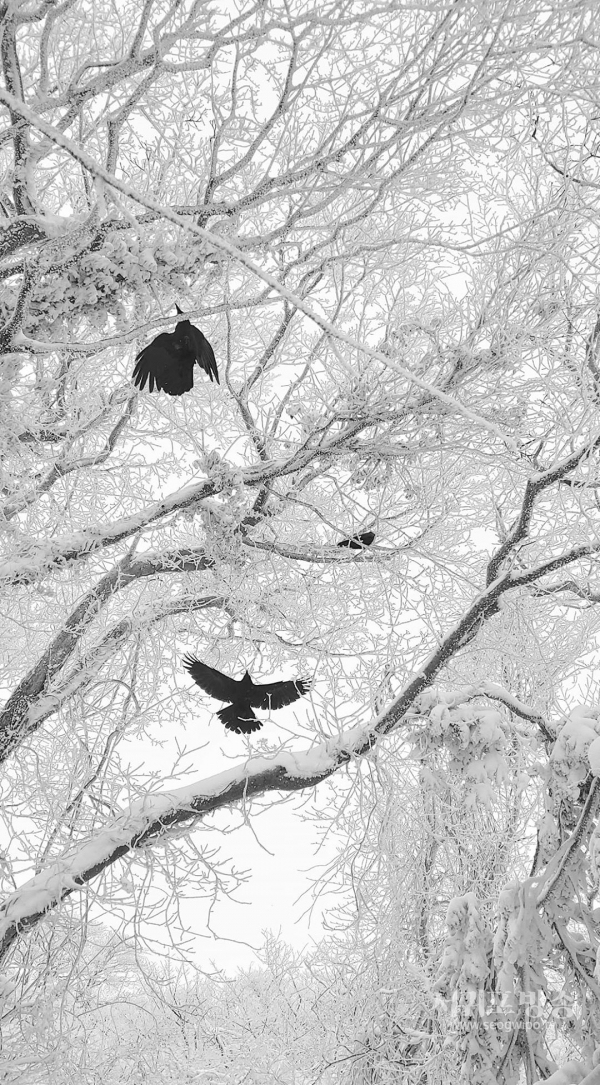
[5,0,600,1081]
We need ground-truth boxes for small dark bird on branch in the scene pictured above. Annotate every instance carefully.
[337,531,375,549]
[182,656,311,734]
[132,305,219,395]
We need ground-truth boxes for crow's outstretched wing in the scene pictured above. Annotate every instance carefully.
[133,334,175,392]
[217,703,262,734]
[248,677,311,711]
[182,656,241,702]
[337,531,375,549]
[188,324,219,384]
[133,334,194,394]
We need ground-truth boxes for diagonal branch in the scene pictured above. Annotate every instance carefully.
[486,437,600,586]
[0,746,353,965]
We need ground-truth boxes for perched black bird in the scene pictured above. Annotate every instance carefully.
[132,305,219,395]
[183,656,311,735]
[337,531,375,549]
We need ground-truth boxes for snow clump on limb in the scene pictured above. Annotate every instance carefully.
[551,705,600,799]
[407,690,510,808]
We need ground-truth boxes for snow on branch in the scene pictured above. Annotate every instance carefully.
[0,729,367,964]
[532,579,600,605]
[509,540,600,590]
[0,479,217,587]
[451,681,555,741]
[242,536,390,563]
[534,778,600,909]
[577,1065,600,1085]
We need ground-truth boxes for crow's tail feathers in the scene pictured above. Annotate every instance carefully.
[217,703,262,734]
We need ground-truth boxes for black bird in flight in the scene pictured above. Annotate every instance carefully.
[182,656,311,735]
[337,531,375,549]
[132,305,219,395]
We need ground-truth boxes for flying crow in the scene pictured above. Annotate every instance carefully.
[132,305,219,394]
[182,656,311,734]
[337,531,375,549]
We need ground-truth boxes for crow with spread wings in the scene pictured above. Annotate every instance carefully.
[337,530,375,549]
[132,305,219,395]
[182,656,311,734]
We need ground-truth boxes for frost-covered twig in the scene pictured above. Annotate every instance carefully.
[2,393,136,520]
[486,438,600,586]
[531,580,600,605]
[0,479,217,587]
[25,593,226,737]
[0,419,369,587]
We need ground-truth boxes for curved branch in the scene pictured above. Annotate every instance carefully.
[460,681,555,741]
[0,546,213,761]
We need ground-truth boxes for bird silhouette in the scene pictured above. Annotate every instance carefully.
[337,531,375,549]
[182,656,311,734]
[132,305,219,394]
